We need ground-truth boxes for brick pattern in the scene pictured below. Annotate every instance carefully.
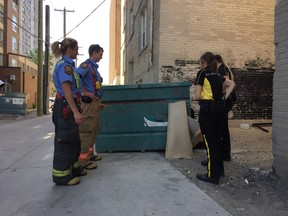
[232,69,273,119]
[272,0,288,180]
[159,0,275,69]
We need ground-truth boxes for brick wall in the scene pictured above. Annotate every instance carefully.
[124,0,161,84]
[159,0,274,69]
[272,0,288,180]
[232,69,273,119]
[122,0,274,84]
[160,60,274,119]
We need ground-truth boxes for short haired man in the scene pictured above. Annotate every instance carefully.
[76,44,106,170]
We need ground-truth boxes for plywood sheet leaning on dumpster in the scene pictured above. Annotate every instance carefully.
[165,101,193,159]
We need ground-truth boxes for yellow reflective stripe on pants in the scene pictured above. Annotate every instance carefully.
[52,169,71,177]
[203,135,211,177]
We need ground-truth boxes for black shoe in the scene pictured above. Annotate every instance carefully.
[54,177,80,186]
[220,172,225,177]
[201,158,208,166]
[72,168,87,177]
[196,174,219,185]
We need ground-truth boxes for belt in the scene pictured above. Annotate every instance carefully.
[56,93,79,101]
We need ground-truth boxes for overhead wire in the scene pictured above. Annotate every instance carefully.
[0,10,47,45]
[1,0,107,48]
[56,0,106,41]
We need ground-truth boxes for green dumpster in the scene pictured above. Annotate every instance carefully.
[0,93,27,114]
[96,82,192,152]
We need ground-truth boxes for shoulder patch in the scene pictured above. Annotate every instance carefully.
[64,65,73,75]
[81,63,88,69]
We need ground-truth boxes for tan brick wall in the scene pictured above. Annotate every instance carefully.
[3,0,21,66]
[159,0,275,68]
[121,0,274,84]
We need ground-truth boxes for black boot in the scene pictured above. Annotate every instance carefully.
[196,174,219,185]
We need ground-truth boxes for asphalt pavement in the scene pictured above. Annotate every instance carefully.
[0,114,232,216]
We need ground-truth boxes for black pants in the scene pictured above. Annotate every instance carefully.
[222,99,233,160]
[52,100,81,184]
[199,112,224,179]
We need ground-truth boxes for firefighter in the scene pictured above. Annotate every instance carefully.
[76,44,106,170]
[51,38,87,186]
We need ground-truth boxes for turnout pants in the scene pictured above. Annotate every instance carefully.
[52,99,82,184]
[79,98,101,166]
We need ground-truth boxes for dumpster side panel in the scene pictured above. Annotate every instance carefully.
[96,82,192,152]
[0,93,27,114]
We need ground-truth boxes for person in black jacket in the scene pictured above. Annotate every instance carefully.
[201,54,236,166]
[215,54,236,161]
[195,52,235,184]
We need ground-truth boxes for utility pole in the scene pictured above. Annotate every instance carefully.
[43,5,50,115]
[37,0,43,116]
[54,7,74,38]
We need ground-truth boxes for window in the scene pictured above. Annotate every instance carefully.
[0,5,3,23]
[129,9,134,38]
[12,58,18,67]
[12,15,18,32]
[12,36,18,52]
[127,60,134,84]
[122,49,126,73]
[140,8,147,50]
[13,0,18,11]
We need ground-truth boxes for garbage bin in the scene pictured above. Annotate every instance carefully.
[96,82,192,152]
[0,93,27,114]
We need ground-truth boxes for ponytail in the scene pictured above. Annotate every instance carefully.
[215,54,235,81]
[51,38,78,58]
[51,41,62,58]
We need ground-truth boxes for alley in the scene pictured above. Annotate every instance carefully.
[0,116,232,216]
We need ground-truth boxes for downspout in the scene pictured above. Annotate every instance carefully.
[149,0,154,66]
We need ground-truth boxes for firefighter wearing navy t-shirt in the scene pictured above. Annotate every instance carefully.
[76,44,106,171]
[51,38,87,186]
[195,52,235,185]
